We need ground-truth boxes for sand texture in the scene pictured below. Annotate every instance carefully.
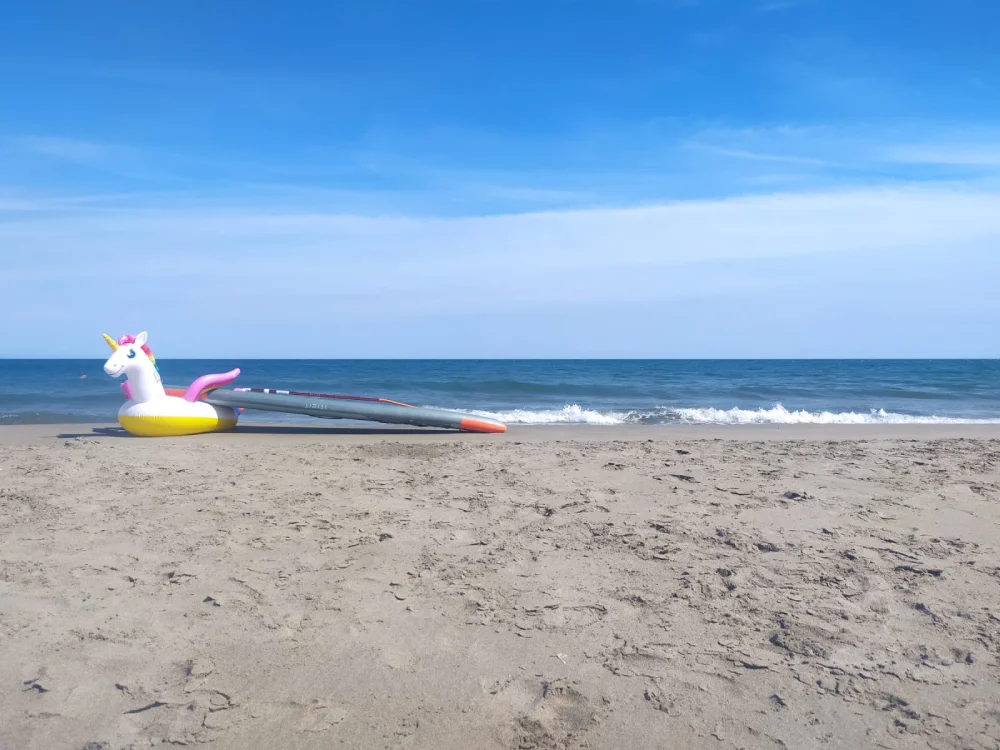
[1,425,999,749]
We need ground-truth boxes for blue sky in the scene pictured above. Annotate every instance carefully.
[1,0,999,357]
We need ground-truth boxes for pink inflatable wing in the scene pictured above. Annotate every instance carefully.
[184,368,241,402]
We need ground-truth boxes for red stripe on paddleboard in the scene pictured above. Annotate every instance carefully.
[237,388,415,408]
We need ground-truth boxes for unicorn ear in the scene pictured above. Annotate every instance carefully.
[134,331,148,347]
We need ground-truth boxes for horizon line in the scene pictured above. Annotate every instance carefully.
[2,357,997,363]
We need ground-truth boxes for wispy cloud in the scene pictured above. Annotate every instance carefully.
[680,124,1000,184]
[9,135,118,166]
[0,188,157,212]
[683,141,838,167]
[6,121,1000,221]
[885,144,1000,168]
[2,134,167,186]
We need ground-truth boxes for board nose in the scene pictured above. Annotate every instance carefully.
[459,417,507,433]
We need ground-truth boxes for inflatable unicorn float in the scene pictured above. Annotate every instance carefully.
[100,331,507,436]
[102,332,241,436]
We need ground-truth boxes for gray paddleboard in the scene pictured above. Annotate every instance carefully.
[185,388,507,433]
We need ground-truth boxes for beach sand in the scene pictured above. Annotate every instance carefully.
[1,424,999,749]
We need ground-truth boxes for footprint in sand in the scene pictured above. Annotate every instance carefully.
[380,644,419,672]
[298,700,347,733]
[489,678,595,746]
[240,699,347,735]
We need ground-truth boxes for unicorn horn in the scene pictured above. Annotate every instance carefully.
[102,333,119,351]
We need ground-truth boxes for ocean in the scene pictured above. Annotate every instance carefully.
[1,359,999,426]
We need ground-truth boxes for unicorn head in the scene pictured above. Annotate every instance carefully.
[103,331,165,403]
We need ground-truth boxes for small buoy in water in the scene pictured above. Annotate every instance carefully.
[80,374,87,379]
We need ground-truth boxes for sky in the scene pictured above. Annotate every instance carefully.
[1,0,999,358]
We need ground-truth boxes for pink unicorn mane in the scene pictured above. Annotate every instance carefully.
[117,334,157,368]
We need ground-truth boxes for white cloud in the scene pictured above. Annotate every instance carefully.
[3,184,999,288]
[2,182,998,356]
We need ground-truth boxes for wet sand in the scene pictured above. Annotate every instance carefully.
[1,424,999,749]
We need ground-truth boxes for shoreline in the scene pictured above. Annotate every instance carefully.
[3,421,1000,445]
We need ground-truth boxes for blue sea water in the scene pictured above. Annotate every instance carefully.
[1,359,999,426]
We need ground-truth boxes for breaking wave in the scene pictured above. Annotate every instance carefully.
[671,404,1000,425]
[471,405,629,425]
[467,403,1000,426]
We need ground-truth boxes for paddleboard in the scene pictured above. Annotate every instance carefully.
[164,385,506,433]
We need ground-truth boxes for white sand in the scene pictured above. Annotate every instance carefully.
[1,424,999,749]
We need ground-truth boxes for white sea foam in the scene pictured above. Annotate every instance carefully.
[471,404,628,425]
[465,403,1000,426]
[672,404,1000,425]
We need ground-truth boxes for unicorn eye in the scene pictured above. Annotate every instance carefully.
[127,349,136,359]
